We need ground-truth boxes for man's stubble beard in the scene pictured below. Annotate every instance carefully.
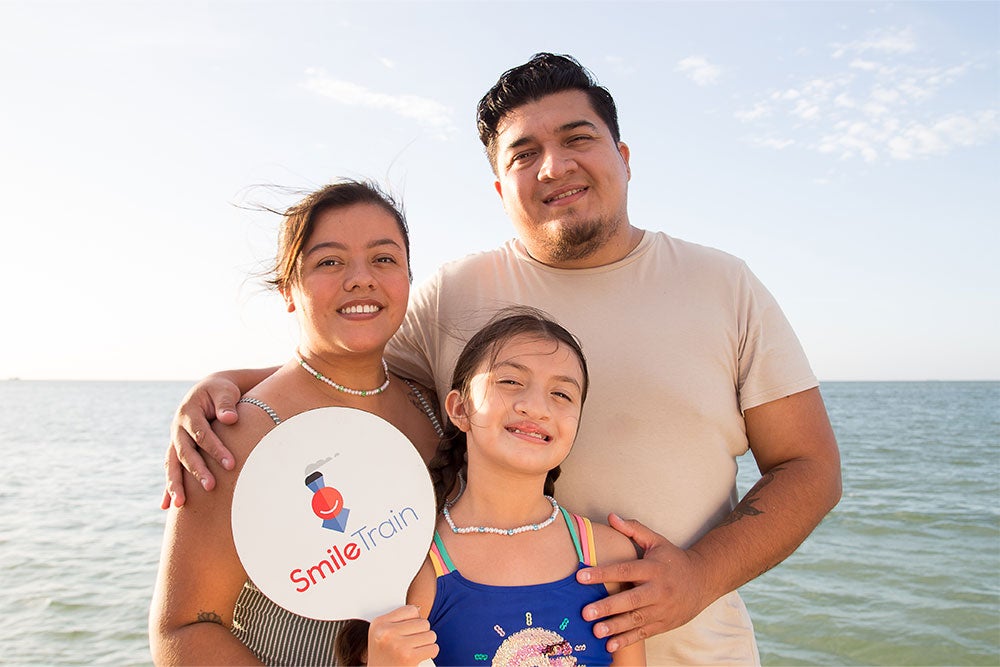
[539,216,617,264]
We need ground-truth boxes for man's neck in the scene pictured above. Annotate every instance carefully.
[519,225,646,269]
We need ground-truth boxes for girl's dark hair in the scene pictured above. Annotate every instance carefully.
[428,306,589,509]
[334,307,588,666]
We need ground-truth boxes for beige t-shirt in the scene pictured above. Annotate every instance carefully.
[387,231,818,665]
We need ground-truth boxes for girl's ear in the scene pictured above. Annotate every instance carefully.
[444,390,471,433]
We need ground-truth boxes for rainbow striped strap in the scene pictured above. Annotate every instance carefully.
[428,531,455,576]
[560,507,598,566]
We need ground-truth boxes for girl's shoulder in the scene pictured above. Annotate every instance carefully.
[591,520,640,566]
[561,509,638,567]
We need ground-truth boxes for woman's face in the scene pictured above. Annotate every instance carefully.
[286,202,410,357]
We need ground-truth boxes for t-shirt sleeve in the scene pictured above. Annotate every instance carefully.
[385,272,440,388]
[736,263,818,412]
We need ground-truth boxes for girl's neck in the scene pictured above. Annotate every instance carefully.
[448,470,552,528]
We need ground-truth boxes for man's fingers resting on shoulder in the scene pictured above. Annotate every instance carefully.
[608,513,667,551]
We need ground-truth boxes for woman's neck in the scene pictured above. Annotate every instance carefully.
[296,346,390,392]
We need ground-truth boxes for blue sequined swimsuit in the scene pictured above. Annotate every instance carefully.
[427,508,612,667]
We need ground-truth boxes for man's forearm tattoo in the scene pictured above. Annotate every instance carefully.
[717,465,786,528]
[197,610,223,625]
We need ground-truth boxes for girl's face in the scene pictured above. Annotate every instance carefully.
[285,202,410,357]
[446,334,586,481]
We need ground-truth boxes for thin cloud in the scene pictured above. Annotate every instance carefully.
[676,56,721,86]
[832,26,917,59]
[302,67,456,138]
[734,27,997,163]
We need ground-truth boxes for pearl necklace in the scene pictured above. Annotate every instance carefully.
[443,495,560,536]
[297,356,390,397]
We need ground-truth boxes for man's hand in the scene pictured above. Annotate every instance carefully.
[367,605,438,667]
[576,513,708,653]
[160,375,241,509]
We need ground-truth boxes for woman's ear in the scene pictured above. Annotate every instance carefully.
[444,390,470,432]
[280,288,295,313]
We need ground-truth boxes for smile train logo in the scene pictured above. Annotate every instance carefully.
[304,467,350,532]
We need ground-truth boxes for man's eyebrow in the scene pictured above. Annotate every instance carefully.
[503,120,601,153]
[304,238,403,258]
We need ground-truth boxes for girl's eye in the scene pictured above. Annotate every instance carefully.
[497,378,521,386]
[552,391,573,402]
[319,258,341,267]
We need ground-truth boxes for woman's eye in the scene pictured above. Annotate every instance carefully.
[375,256,397,264]
[552,391,573,401]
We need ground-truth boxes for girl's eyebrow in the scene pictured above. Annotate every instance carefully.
[304,238,402,258]
[496,359,582,391]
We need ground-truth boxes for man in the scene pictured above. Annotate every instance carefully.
[167,53,841,664]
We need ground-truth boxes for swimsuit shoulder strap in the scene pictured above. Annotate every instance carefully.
[560,507,598,566]
[237,396,281,425]
[401,378,445,438]
[428,530,456,577]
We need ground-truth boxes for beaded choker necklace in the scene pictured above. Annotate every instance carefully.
[297,356,390,397]
[443,495,560,536]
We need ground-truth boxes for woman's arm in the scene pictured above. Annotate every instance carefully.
[150,410,272,665]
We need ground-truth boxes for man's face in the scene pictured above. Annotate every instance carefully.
[493,89,631,268]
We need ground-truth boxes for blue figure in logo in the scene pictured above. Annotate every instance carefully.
[305,471,350,532]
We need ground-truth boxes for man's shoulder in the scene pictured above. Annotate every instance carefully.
[649,230,745,263]
[434,240,518,275]
[643,231,751,278]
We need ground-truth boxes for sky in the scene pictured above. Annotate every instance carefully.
[1,1,997,381]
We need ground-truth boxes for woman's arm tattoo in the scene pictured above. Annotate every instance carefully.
[197,610,223,625]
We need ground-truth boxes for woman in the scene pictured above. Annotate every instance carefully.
[149,181,443,665]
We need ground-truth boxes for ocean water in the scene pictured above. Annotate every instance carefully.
[0,380,997,666]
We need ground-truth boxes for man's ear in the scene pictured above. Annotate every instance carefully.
[618,141,631,180]
[445,390,471,432]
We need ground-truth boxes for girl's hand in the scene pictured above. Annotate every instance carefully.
[367,605,438,666]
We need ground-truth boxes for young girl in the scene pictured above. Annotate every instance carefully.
[343,308,645,666]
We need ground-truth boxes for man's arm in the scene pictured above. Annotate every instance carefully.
[577,387,842,651]
[161,367,278,508]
